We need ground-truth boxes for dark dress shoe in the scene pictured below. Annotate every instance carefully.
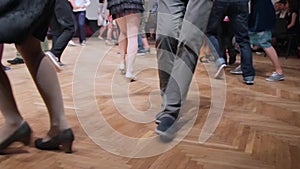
[35,128,74,153]
[0,121,32,151]
[7,57,24,64]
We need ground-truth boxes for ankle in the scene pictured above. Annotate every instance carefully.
[276,70,283,74]
[49,123,69,136]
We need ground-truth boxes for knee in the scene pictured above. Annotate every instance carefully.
[156,35,178,52]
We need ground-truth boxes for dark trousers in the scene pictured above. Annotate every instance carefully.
[74,11,87,43]
[220,21,236,64]
[206,0,255,77]
[0,43,3,59]
[50,0,75,61]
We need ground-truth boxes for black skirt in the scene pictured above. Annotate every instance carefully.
[107,0,144,19]
[0,0,55,44]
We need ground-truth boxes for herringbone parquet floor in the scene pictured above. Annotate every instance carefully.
[0,37,299,169]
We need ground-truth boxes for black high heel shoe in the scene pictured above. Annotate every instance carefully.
[0,121,32,151]
[34,128,74,153]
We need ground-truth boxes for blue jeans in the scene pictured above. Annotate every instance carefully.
[138,34,144,50]
[206,0,255,77]
[74,11,86,43]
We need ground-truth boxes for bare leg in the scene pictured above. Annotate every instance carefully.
[125,14,140,75]
[106,24,113,40]
[264,46,283,74]
[98,26,107,39]
[0,43,23,143]
[142,36,150,49]
[15,36,69,138]
[117,17,128,66]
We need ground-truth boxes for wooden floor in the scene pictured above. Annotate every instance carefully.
[0,37,300,169]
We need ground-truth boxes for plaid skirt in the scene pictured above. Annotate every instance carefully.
[107,0,144,19]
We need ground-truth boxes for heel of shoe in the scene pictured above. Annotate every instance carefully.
[20,135,31,146]
[61,141,73,153]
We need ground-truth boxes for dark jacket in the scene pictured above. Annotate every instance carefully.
[248,0,276,32]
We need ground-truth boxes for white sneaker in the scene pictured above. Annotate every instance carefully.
[44,51,63,72]
[214,63,226,79]
[68,40,77,46]
[125,72,136,82]
[98,36,104,40]
[80,40,86,46]
[230,65,243,75]
[119,63,125,74]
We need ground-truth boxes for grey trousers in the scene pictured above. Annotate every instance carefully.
[156,0,213,119]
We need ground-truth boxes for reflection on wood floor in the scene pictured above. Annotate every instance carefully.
[0,37,299,169]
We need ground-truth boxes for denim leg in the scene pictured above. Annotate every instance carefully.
[206,1,228,66]
[228,2,255,77]
[159,0,213,118]
[75,11,86,43]
[138,34,144,50]
[50,0,75,60]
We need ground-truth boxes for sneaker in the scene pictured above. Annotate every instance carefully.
[105,40,116,46]
[58,61,65,68]
[125,72,136,82]
[155,116,176,140]
[119,63,125,74]
[137,49,146,56]
[243,76,254,85]
[44,51,63,72]
[7,57,24,64]
[98,36,104,40]
[266,72,285,81]
[68,40,77,46]
[199,55,210,63]
[214,63,226,79]
[2,65,11,71]
[143,48,151,53]
[155,112,164,124]
[230,65,243,75]
[80,41,86,46]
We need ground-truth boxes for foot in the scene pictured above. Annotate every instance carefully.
[266,72,285,81]
[155,112,164,124]
[137,48,150,56]
[58,61,65,67]
[230,65,243,75]
[125,72,136,82]
[68,40,77,46]
[2,65,11,71]
[143,48,151,53]
[105,40,116,46]
[119,63,125,74]
[214,63,226,79]
[80,41,87,46]
[243,76,255,85]
[0,121,32,151]
[35,128,74,153]
[155,115,177,141]
[44,51,63,72]
[7,57,24,64]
